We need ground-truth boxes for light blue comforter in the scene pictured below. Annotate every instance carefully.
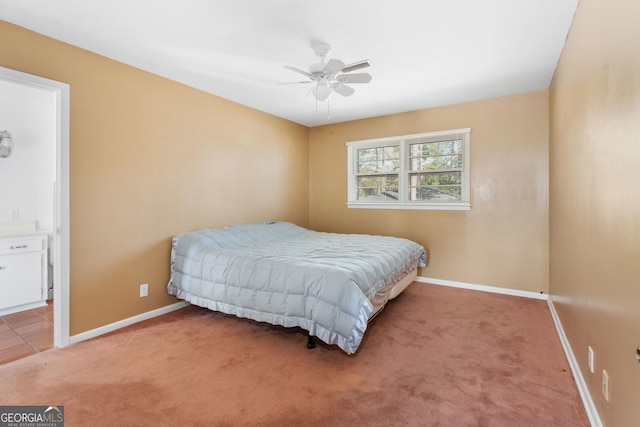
[168,222,424,353]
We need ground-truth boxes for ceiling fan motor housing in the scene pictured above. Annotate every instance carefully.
[308,63,325,75]
[312,41,332,59]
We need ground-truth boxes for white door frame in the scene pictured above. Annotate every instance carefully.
[0,66,70,347]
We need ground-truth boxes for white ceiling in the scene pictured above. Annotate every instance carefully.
[0,0,578,127]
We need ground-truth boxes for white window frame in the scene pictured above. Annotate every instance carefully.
[346,128,471,211]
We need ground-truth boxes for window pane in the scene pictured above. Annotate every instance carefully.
[358,161,378,173]
[411,154,461,170]
[357,145,399,174]
[409,172,461,201]
[409,140,463,171]
[383,146,398,159]
[357,175,399,201]
[410,139,462,156]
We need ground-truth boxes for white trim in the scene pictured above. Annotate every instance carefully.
[69,302,189,344]
[0,301,47,317]
[416,276,548,300]
[347,202,471,210]
[0,67,71,348]
[547,298,602,427]
[54,75,71,348]
[346,128,471,210]
[345,128,473,147]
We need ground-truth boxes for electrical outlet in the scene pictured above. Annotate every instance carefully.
[602,369,610,402]
[588,346,595,373]
[139,283,148,298]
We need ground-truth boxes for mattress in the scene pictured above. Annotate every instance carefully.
[168,221,425,353]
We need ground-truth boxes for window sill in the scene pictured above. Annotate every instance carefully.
[347,202,471,211]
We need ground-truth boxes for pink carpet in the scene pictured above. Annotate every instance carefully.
[0,283,589,426]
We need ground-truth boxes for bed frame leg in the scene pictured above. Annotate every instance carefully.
[307,334,316,349]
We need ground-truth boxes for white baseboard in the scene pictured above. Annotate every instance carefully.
[416,276,548,300]
[0,300,47,317]
[547,298,602,427]
[69,301,189,345]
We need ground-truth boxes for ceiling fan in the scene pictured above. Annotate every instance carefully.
[281,42,372,102]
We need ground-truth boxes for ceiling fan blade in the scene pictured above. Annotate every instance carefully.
[305,86,315,97]
[336,73,372,84]
[332,83,355,97]
[323,58,345,76]
[342,60,372,73]
[284,65,315,80]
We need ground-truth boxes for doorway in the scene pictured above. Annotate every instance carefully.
[0,66,70,352]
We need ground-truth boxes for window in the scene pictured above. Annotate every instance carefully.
[347,128,471,210]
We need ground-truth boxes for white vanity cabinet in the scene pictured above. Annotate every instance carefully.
[0,232,48,315]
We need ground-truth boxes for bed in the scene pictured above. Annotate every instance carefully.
[167,221,426,354]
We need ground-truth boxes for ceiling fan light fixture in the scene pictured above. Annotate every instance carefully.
[313,79,333,101]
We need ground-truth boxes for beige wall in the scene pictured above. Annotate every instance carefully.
[0,21,309,335]
[549,0,640,425]
[309,91,549,293]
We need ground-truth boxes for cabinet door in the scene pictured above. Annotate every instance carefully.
[0,252,43,310]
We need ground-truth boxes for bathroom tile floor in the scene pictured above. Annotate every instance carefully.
[0,301,53,365]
